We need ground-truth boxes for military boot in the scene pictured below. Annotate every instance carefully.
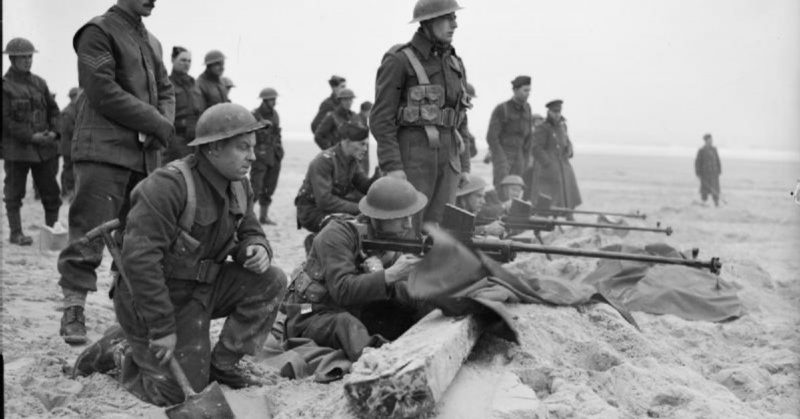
[209,362,262,389]
[60,305,88,345]
[259,204,276,226]
[72,324,127,378]
[7,211,33,246]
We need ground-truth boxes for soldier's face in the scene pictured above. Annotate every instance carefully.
[704,137,713,146]
[429,13,457,43]
[172,51,191,74]
[208,62,224,77]
[513,86,531,102]
[547,109,561,120]
[208,133,256,180]
[264,98,276,108]
[374,217,413,238]
[464,190,486,213]
[340,97,354,110]
[11,55,32,72]
[119,0,156,17]
[342,139,368,161]
[504,185,524,201]
[333,82,347,95]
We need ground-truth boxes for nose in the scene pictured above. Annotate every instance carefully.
[246,148,256,162]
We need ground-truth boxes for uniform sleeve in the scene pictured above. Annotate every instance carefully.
[371,53,407,173]
[121,170,185,340]
[351,166,374,195]
[532,126,553,168]
[315,225,388,306]
[151,37,175,125]
[75,26,173,142]
[694,150,702,176]
[43,82,61,135]
[309,157,360,214]
[314,114,335,150]
[60,108,76,143]
[2,87,34,144]
[234,179,272,262]
[715,150,721,175]
[310,101,328,134]
[486,105,506,165]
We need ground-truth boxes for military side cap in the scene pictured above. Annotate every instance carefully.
[511,75,531,89]
[338,121,369,142]
[336,88,355,99]
[456,174,488,197]
[545,99,563,110]
[328,75,346,87]
[188,103,269,146]
[359,177,428,219]
[500,175,525,187]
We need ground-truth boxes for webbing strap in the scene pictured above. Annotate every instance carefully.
[170,160,196,232]
[401,48,441,148]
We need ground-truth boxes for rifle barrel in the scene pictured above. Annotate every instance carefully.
[503,216,673,236]
[536,208,647,220]
[472,237,721,274]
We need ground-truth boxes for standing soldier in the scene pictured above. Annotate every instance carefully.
[371,0,470,230]
[197,49,229,110]
[695,133,722,206]
[314,88,360,150]
[487,75,533,201]
[2,37,62,245]
[222,77,235,94]
[522,113,545,201]
[530,99,582,212]
[57,0,175,345]
[310,75,346,133]
[251,87,283,225]
[165,46,202,162]
[60,87,81,200]
[358,101,373,174]
[73,103,288,404]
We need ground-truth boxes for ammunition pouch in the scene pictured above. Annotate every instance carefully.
[10,99,30,122]
[398,106,463,128]
[289,266,328,304]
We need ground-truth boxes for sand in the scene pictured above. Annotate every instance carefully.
[2,140,798,418]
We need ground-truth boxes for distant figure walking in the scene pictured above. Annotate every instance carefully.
[695,133,722,206]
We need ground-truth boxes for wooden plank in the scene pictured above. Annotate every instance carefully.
[343,309,486,419]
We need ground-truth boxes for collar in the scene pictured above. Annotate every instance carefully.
[170,71,193,85]
[109,5,144,31]
[5,67,31,80]
[508,98,527,110]
[256,102,274,117]
[196,152,231,198]
[333,142,351,163]
[335,106,352,118]
[409,29,455,61]
[202,68,221,82]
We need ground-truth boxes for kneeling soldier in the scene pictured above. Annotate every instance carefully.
[295,121,375,233]
[72,103,287,406]
[286,177,428,361]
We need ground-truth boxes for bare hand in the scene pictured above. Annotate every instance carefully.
[481,220,506,237]
[386,170,407,180]
[361,256,384,273]
[243,245,271,273]
[149,333,177,366]
[385,254,421,284]
[31,131,50,144]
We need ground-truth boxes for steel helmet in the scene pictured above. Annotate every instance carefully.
[68,87,81,98]
[500,175,525,187]
[359,177,428,219]
[222,77,235,88]
[188,103,269,146]
[259,87,278,100]
[456,174,487,197]
[3,37,38,56]
[336,88,355,100]
[204,49,226,66]
[410,0,462,23]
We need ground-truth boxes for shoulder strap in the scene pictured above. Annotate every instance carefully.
[169,160,197,231]
[400,48,440,148]
[231,180,247,215]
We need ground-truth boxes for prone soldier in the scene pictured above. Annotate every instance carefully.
[479,174,525,220]
[2,37,62,245]
[454,174,505,237]
[285,177,428,361]
[251,87,283,225]
[72,103,287,405]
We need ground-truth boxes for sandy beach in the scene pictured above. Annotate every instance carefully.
[2,139,798,418]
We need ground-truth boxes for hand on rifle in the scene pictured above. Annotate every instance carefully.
[385,254,421,284]
[149,333,177,366]
[478,220,506,237]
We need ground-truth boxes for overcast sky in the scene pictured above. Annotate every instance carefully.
[3,0,799,154]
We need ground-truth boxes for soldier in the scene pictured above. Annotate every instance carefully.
[286,177,427,361]
[251,87,283,225]
[479,174,525,220]
[72,103,287,405]
[222,76,235,93]
[197,49,229,110]
[522,113,545,201]
[165,46,202,162]
[2,37,62,245]
[296,122,374,233]
[314,88,360,150]
[695,133,722,206]
[371,0,470,231]
[59,87,81,200]
[454,174,505,237]
[358,101,372,174]
[530,99,582,212]
[57,0,175,345]
[310,75,346,133]
[487,75,533,201]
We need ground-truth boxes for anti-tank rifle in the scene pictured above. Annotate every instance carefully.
[532,193,648,220]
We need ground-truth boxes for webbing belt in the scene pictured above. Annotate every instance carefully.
[401,48,441,149]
